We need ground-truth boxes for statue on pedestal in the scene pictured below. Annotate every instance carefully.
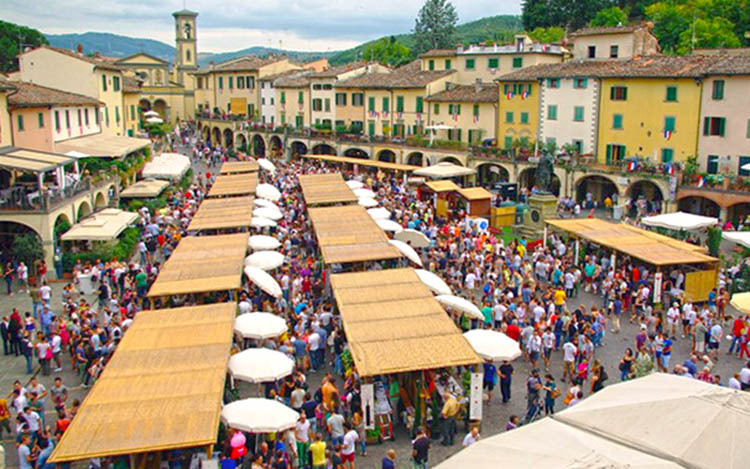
[536,150,555,194]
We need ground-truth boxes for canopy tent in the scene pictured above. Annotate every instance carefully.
[730,292,750,315]
[458,187,493,201]
[308,205,402,265]
[244,265,282,298]
[253,206,283,220]
[0,147,74,173]
[253,199,278,209]
[331,268,480,377]
[250,217,277,229]
[207,173,259,198]
[119,179,169,198]
[555,373,750,469]
[302,154,420,172]
[142,153,191,181]
[49,303,235,463]
[234,312,287,340]
[220,160,259,175]
[55,134,150,158]
[346,180,364,190]
[221,399,299,434]
[298,173,358,206]
[257,158,276,173]
[546,218,717,267]
[376,218,404,233]
[722,231,750,249]
[462,329,521,361]
[187,197,254,232]
[423,180,460,193]
[146,117,163,124]
[143,110,159,117]
[642,211,718,231]
[61,209,138,241]
[436,295,483,321]
[353,188,376,199]
[394,229,431,249]
[388,239,423,267]
[358,197,378,208]
[228,349,294,383]
[435,417,681,469]
[413,162,476,179]
[147,233,249,298]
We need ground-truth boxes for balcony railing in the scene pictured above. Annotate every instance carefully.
[0,173,115,213]
[681,173,750,193]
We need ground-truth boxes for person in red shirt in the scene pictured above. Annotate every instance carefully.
[729,316,746,356]
[55,409,70,438]
[632,266,640,284]
[505,321,521,341]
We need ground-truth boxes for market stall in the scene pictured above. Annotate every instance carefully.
[141,152,191,181]
[546,218,719,302]
[457,187,492,218]
[119,178,169,198]
[302,154,420,175]
[298,172,358,206]
[207,173,259,199]
[186,196,255,233]
[420,180,460,218]
[220,160,259,175]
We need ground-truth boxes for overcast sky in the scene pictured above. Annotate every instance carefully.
[4,0,521,53]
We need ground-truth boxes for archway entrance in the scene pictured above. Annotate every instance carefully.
[678,196,720,218]
[212,127,221,145]
[53,214,71,244]
[77,201,92,220]
[477,163,510,186]
[252,135,266,157]
[728,202,750,227]
[377,149,396,162]
[223,129,234,149]
[406,152,423,166]
[269,136,282,154]
[0,222,43,267]
[138,99,151,111]
[343,148,368,159]
[626,180,664,216]
[94,192,107,209]
[439,156,462,165]
[312,143,336,155]
[519,168,561,196]
[153,99,167,119]
[291,141,308,156]
[236,134,247,153]
[575,175,619,206]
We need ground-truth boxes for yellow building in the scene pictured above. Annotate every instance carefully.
[122,76,142,137]
[0,77,14,146]
[597,56,705,165]
[420,35,567,85]
[274,72,313,128]
[425,83,498,145]
[495,76,539,151]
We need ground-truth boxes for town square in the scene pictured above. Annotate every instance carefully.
[0,0,749,468]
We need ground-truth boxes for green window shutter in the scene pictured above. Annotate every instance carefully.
[281,92,285,104]
[368,97,375,111]
[448,104,453,115]
[298,91,304,104]
[457,129,462,141]
[512,57,522,68]
[521,112,529,124]
[396,96,404,112]
[368,121,375,137]
[613,114,623,129]
[488,58,499,69]
[466,58,475,69]
[664,116,675,132]
[102,75,107,91]
[609,87,615,100]
[527,84,532,96]
[429,60,435,70]
[219,77,223,89]
[712,80,724,99]
[661,148,674,163]
[503,84,509,94]
[512,83,518,94]
[473,104,479,117]
[383,97,389,112]
[703,117,710,135]
[623,87,628,100]
[505,111,513,123]
[228,77,233,88]
[445,59,451,70]
[37,113,43,128]
[582,78,588,88]
[504,136,513,149]
[416,97,424,113]
[547,105,557,120]
[605,145,613,165]
[574,106,584,122]
[666,86,677,102]
[434,103,439,115]
[17,115,23,131]
[718,117,726,136]
[457,104,461,114]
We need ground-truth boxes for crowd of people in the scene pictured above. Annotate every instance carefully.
[2,129,750,469]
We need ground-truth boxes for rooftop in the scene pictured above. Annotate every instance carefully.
[8,81,103,108]
[702,54,750,76]
[336,61,454,89]
[172,8,198,16]
[420,49,458,58]
[28,46,123,71]
[204,55,285,73]
[122,76,143,93]
[274,71,314,88]
[570,25,644,37]
[310,61,368,78]
[260,69,304,83]
[426,82,498,103]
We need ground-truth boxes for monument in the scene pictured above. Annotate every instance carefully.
[522,150,559,240]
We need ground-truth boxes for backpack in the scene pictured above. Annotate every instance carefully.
[314,387,323,404]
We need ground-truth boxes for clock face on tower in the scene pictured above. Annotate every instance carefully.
[531,209,540,223]
[184,23,192,39]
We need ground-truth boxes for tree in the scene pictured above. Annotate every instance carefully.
[363,37,413,67]
[677,16,741,54]
[591,6,628,26]
[12,233,43,272]
[413,0,459,54]
[645,2,690,54]
[522,0,615,31]
[0,20,48,73]
[527,26,566,43]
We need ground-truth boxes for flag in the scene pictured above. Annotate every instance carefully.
[397,112,402,119]
[452,113,459,122]
[627,161,637,172]
[697,175,705,187]
[473,114,478,123]
[668,164,675,175]
[664,129,672,140]
[506,92,514,100]
[383,111,388,118]
[521,91,529,100]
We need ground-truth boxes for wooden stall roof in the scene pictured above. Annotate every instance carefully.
[302,154,421,172]
[424,180,460,193]
[330,268,481,376]
[49,303,235,462]
[147,233,249,297]
[308,205,402,264]
[220,160,259,174]
[458,186,493,200]
[119,179,170,198]
[187,196,254,232]
[207,173,258,198]
[298,172,358,206]
[546,218,718,266]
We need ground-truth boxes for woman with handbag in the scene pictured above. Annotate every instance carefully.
[542,374,560,415]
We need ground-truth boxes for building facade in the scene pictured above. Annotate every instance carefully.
[569,25,660,61]
[425,83,498,145]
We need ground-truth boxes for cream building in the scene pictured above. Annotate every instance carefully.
[0,78,14,147]
[16,45,125,137]
[569,25,660,60]
[420,35,567,85]
[274,72,314,128]
[425,82,498,145]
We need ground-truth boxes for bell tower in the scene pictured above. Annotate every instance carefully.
[172,8,198,89]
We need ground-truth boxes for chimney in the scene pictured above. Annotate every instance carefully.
[76,44,83,55]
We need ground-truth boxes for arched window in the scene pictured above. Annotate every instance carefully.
[184,23,192,39]
[155,70,163,84]
[186,49,191,63]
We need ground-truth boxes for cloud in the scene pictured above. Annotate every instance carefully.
[5,0,521,52]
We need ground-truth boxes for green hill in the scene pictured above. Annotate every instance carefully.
[329,15,523,65]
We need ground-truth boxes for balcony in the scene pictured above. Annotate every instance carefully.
[0,173,115,213]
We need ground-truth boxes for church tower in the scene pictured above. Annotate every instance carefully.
[172,8,198,89]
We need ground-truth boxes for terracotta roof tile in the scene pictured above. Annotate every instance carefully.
[420,49,458,58]
[426,83,498,103]
[274,71,314,88]
[38,46,123,71]
[570,25,643,37]
[702,54,750,75]
[260,69,304,83]
[213,56,284,72]
[8,81,103,108]
[336,61,454,89]
[310,61,368,78]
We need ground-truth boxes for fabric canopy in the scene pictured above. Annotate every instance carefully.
[142,153,191,181]
[208,173,259,198]
[462,329,521,361]
[642,211,718,231]
[187,197,254,232]
[730,292,750,315]
[555,373,750,469]
[435,417,681,469]
[61,209,138,241]
[119,179,169,198]
[722,231,750,249]
[228,349,294,383]
[55,134,150,158]
[234,312,287,340]
[221,399,299,434]
[413,162,476,179]
[302,154,419,172]
[388,239,423,267]
[0,147,74,173]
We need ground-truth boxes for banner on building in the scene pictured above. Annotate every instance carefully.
[653,272,663,305]
[469,372,483,420]
[361,383,375,430]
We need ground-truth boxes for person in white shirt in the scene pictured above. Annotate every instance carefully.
[739,362,750,390]
[462,427,480,448]
[542,330,555,369]
[666,303,680,338]
[728,373,742,390]
[341,423,359,468]
[562,340,578,383]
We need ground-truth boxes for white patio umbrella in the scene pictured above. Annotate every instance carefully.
[256,183,282,201]
[437,295,483,321]
[253,207,283,220]
[250,217,277,229]
[146,117,163,124]
[254,199,278,209]
[742,162,750,171]
[394,229,431,249]
[229,348,294,383]
[346,180,364,190]
[641,211,718,231]
[257,158,276,173]
[143,110,159,117]
[353,188,376,199]
[463,329,521,361]
[722,231,750,250]
[415,269,452,295]
[358,197,378,208]
[244,265,282,298]
[221,398,299,433]
[248,235,281,251]
[244,251,285,271]
[376,219,403,233]
[234,312,287,340]
[367,207,391,220]
[388,239,423,267]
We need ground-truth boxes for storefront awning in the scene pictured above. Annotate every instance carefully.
[55,134,150,158]
[61,208,139,241]
[119,179,170,198]
[0,147,74,173]
[413,162,476,179]
[142,153,191,181]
